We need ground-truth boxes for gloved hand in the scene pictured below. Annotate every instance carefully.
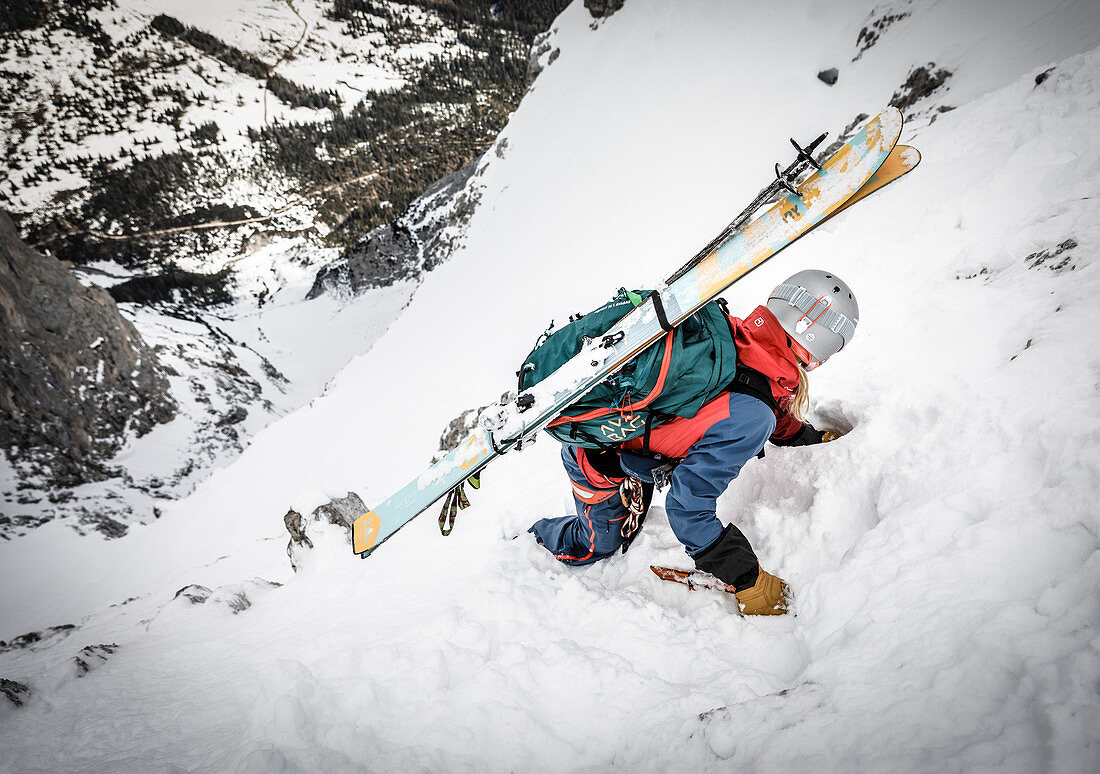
[734,565,791,615]
[773,422,842,446]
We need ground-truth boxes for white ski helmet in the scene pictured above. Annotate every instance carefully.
[766,269,858,369]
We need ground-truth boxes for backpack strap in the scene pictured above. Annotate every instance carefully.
[641,410,675,458]
[565,424,621,453]
[727,364,781,460]
[727,364,781,413]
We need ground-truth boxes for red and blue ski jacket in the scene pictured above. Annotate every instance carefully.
[529,306,814,564]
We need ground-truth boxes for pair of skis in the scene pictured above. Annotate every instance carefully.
[352,106,919,560]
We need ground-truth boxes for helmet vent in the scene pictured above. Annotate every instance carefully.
[833,286,841,293]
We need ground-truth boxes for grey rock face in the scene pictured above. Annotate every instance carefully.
[527,30,561,86]
[853,7,911,61]
[307,159,481,299]
[284,491,369,571]
[585,0,626,19]
[437,408,484,459]
[308,491,367,532]
[166,579,279,614]
[173,585,213,605]
[889,63,953,114]
[0,624,76,653]
[1,678,30,707]
[0,211,176,489]
[73,644,118,677]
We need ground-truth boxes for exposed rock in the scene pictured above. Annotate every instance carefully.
[1034,67,1056,87]
[817,67,839,85]
[585,0,626,19]
[218,406,248,426]
[853,6,911,61]
[207,585,256,614]
[1025,239,1078,273]
[1,678,30,707]
[73,643,118,676]
[0,624,76,653]
[160,579,279,620]
[285,508,314,572]
[527,30,561,86]
[285,492,369,570]
[889,63,953,115]
[0,211,176,492]
[173,584,212,604]
[307,158,481,299]
[310,491,367,532]
[438,407,485,458]
[284,509,313,545]
[434,392,514,462]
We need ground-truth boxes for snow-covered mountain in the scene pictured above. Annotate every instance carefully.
[1,0,566,536]
[3,0,1100,771]
[3,0,553,257]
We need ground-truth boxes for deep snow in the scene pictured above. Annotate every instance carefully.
[3,1,1100,772]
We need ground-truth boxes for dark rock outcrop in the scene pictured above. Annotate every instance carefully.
[585,0,626,19]
[1025,239,1078,273]
[73,643,118,676]
[527,30,561,86]
[168,580,278,613]
[437,408,484,459]
[0,211,176,488]
[853,7,911,61]
[0,624,76,653]
[889,63,953,114]
[307,159,481,299]
[309,491,367,532]
[284,492,368,571]
[1,678,30,707]
[173,585,213,605]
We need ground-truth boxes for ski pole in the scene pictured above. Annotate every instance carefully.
[665,132,827,285]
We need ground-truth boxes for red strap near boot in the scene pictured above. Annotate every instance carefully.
[575,448,624,490]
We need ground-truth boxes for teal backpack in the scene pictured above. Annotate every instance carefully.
[517,289,740,450]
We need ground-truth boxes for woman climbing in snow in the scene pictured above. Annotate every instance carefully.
[528,269,858,616]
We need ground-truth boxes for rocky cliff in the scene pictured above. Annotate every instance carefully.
[0,211,175,497]
[307,157,481,298]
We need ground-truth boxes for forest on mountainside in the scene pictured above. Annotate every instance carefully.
[4,0,569,268]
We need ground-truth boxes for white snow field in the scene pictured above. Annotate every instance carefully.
[3,0,1100,771]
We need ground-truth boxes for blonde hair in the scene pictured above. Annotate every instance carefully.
[789,361,809,423]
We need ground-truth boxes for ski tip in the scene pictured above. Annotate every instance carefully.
[881,105,903,131]
[352,510,382,555]
[897,144,922,170]
[865,106,904,155]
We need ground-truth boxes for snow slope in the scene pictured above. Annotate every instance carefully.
[3,0,1100,771]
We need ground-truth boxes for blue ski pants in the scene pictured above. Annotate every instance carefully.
[528,392,776,564]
